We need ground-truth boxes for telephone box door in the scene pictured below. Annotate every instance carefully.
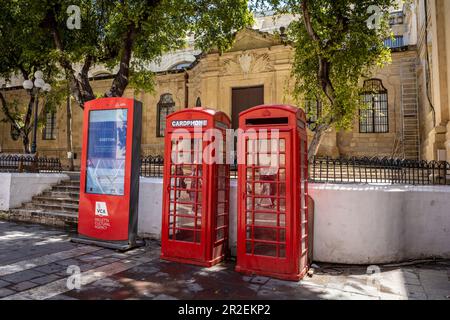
[162,133,206,261]
[238,131,296,275]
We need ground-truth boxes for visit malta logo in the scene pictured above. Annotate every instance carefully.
[95,202,109,217]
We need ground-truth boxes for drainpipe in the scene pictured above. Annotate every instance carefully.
[184,72,189,109]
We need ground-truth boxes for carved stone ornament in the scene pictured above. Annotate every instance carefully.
[222,52,273,76]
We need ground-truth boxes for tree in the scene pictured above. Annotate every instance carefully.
[19,0,253,108]
[252,0,396,160]
[0,0,64,153]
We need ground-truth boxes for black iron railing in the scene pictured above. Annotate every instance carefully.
[140,155,164,177]
[6,153,447,186]
[0,154,62,173]
[309,157,450,186]
[139,155,450,186]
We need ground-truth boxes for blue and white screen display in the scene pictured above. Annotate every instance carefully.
[86,109,128,196]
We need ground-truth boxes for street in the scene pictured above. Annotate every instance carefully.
[0,220,449,300]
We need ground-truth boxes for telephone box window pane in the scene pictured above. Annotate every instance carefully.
[86,109,127,196]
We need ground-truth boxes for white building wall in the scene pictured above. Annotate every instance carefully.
[0,173,69,210]
[138,179,450,264]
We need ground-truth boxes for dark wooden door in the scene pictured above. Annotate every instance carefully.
[232,86,264,129]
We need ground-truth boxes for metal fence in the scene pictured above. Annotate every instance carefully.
[139,155,450,186]
[309,157,450,186]
[0,154,62,173]
[140,155,164,177]
[4,153,448,186]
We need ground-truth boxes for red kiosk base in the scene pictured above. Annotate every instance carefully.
[71,236,145,252]
[72,97,143,252]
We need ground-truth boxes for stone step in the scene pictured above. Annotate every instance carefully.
[6,209,78,230]
[24,202,79,213]
[41,191,79,200]
[62,171,81,181]
[60,180,81,187]
[32,196,79,206]
[51,185,81,192]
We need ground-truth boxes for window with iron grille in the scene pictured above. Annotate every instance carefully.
[42,112,57,140]
[384,35,404,49]
[359,79,389,133]
[305,100,322,131]
[157,93,175,137]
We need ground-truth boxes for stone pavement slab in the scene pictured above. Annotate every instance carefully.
[0,220,449,300]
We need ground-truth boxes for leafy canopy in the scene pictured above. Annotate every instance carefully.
[1,0,253,103]
[252,0,396,131]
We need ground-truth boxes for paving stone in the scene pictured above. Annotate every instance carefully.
[404,277,421,285]
[250,276,270,285]
[0,279,11,288]
[10,281,39,292]
[56,258,80,267]
[1,269,45,284]
[31,274,61,285]
[34,263,67,274]
[0,288,16,298]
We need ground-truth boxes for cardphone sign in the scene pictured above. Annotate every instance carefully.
[73,97,143,251]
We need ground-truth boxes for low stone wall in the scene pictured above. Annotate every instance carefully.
[0,173,69,211]
[138,178,450,264]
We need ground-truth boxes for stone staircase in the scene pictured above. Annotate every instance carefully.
[6,173,80,230]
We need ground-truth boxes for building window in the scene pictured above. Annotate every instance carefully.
[170,62,192,71]
[305,100,322,131]
[157,93,175,137]
[384,35,404,49]
[360,79,389,133]
[42,112,57,140]
[195,97,202,107]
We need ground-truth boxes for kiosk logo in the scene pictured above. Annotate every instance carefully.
[95,202,109,217]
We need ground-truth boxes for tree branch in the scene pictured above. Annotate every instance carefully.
[106,25,136,97]
[44,6,94,108]
[301,0,320,42]
[106,0,162,97]
[0,90,20,131]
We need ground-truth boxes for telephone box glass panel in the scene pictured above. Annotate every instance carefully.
[86,109,128,196]
[168,137,203,243]
[245,137,287,258]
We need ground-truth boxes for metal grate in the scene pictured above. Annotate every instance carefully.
[140,155,164,177]
[139,156,450,186]
[157,94,175,137]
[360,79,389,133]
[309,157,450,186]
[0,154,62,173]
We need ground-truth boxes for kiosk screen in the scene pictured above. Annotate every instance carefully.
[86,109,128,196]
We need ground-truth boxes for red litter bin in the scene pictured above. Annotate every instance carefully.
[161,108,231,267]
[236,105,310,281]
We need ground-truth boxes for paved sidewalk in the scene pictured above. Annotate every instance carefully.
[0,220,449,300]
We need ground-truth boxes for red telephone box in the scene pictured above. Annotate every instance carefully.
[236,105,310,281]
[74,97,142,251]
[161,108,231,267]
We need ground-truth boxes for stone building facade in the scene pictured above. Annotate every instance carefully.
[1,1,449,168]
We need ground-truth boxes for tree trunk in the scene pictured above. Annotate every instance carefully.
[66,94,74,171]
[308,124,330,162]
[22,134,31,154]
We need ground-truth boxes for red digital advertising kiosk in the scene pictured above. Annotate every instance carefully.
[235,105,311,281]
[73,97,142,251]
[161,108,231,267]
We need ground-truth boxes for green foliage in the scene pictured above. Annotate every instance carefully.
[251,0,397,131]
[2,0,253,96]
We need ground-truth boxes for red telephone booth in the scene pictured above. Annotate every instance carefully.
[236,105,310,281]
[161,108,231,267]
